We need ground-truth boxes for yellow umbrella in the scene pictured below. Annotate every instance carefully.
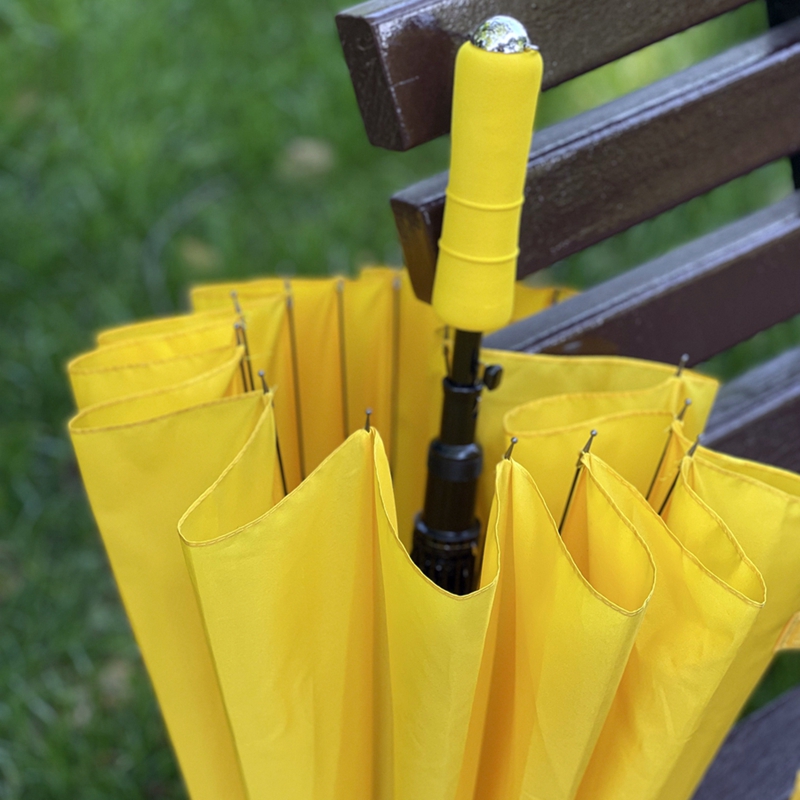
[67,299,800,799]
[65,15,800,800]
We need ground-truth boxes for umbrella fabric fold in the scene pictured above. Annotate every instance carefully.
[470,457,654,800]
[574,454,764,800]
[475,352,718,524]
[66,267,800,800]
[69,385,267,800]
[67,294,286,408]
[656,444,800,800]
[180,422,499,800]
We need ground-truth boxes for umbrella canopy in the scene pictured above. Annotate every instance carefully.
[66,265,800,800]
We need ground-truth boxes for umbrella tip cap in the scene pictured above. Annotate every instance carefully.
[471,16,536,53]
[365,408,373,432]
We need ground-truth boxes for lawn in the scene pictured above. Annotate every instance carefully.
[1,0,798,797]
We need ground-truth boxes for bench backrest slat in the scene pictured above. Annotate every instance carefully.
[705,345,800,469]
[484,192,800,365]
[336,0,753,150]
[392,20,800,303]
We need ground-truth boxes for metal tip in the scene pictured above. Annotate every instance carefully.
[504,437,518,460]
[676,353,690,377]
[574,430,598,467]
[471,16,535,53]
[677,397,692,422]
[230,290,242,316]
[365,408,372,432]
[688,435,702,457]
[258,370,268,394]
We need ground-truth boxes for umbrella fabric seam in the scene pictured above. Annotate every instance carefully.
[482,348,699,376]
[696,450,800,503]
[578,456,656,616]
[506,380,686,407]
[95,307,233,344]
[69,344,236,375]
[594,454,767,608]
[67,318,236,370]
[180,425,369,549]
[505,408,675,439]
[518,455,655,617]
[69,373,248,434]
[678,460,766,606]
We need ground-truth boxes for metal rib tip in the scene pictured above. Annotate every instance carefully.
[471,16,535,53]
[676,353,690,377]
[365,408,372,432]
[230,290,242,316]
[576,430,597,466]
[504,437,518,460]
[688,435,702,457]
[677,397,692,422]
[258,370,269,394]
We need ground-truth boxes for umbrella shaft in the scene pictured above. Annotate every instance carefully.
[412,330,483,594]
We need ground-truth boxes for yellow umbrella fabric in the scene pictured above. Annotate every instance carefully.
[67,266,800,800]
[69,387,264,800]
[574,453,764,800]
[180,422,499,800]
[655,442,800,800]
[470,456,654,800]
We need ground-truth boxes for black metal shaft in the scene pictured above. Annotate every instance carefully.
[411,330,484,594]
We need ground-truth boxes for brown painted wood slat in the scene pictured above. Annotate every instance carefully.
[336,0,752,151]
[393,19,800,303]
[705,345,800,470]
[691,687,800,800]
[483,192,800,365]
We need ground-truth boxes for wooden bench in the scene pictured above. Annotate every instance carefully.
[336,0,800,797]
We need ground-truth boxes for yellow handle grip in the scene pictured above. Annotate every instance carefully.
[432,33,543,332]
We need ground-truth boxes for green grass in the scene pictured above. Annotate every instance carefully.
[1,0,799,797]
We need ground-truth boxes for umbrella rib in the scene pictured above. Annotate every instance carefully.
[646,397,692,501]
[658,436,701,516]
[559,429,597,535]
[233,323,249,393]
[285,281,307,480]
[336,279,350,440]
[259,370,289,497]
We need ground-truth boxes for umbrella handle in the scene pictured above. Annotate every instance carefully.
[432,17,543,333]
[411,18,543,594]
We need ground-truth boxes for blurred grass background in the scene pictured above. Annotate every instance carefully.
[1,0,799,796]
